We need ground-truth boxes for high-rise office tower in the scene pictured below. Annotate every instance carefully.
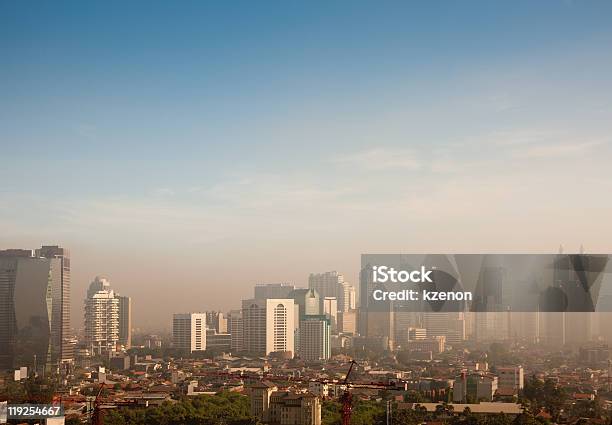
[423,312,466,345]
[0,246,72,373]
[337,310,357,335]
[254,283,296,299]
[173,313,207,354]
[308,271,355,313]
[227,310,244,352]
[298,316,331,361]
[338,282,356,313]
[35,245,73,364]
[358,263,394,340]
[84,277,119,355]
[322,297,338,333]
[393,310,420,346]
[309,271,342,299]
[116,295,132,349]
[206,311,228,333]
[242,298,295,357]
[289,288,320,318]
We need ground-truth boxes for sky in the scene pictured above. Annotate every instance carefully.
[1,1,612,331]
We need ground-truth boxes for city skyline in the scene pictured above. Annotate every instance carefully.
[0,245,609,332]
[2,1,612,331]
[2,3,612,424]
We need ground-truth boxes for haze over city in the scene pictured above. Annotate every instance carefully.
[2,1,612,331]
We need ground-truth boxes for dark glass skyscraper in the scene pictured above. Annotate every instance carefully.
[0,245,72,373]
[36,245,73,365]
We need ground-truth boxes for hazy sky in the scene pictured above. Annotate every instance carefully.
[1,1,612,331]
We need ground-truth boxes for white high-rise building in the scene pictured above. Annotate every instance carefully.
[299,316,331,361]
[242,299,295,357]
[84,277,119,355]
[338,282,356,313]
[173,313,207,354]
[322,297,338,333]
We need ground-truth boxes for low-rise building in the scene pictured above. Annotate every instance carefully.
[497,366,524,395]
[250,384,322,425]
[453,372,498,403]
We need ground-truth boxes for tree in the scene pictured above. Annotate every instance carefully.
[104,391,257,425]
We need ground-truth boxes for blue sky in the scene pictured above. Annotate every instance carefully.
[1,1,612,329]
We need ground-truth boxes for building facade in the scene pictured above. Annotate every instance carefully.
[250,383,322,425]
[0,246,72,373]
[322,297,338,333]
[242,298,295,357]
[337,310,357,335]
[206,329,231,352]
[423,312,466,346]
[406,336,445,354]
[173,313,207,354]
[206,311,228,334]
[227,309,244,352]
[453,373,498,403]
[36,245,73,365]
[255,283,296,300]
[298,316,331,361]
[308,271,355,313]
[497,366,524,394]
[117,295,132,349]
[84,277,119,355]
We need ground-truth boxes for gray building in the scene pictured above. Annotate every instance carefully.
[254,283,296,299]
[117,295,132,349]
[289,288,320,318]
[227,309,244,352]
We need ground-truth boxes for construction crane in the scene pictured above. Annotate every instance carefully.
[341,360,358,425]
[190,360,393,425]
[92,383,106,425]
[85,362,392,425]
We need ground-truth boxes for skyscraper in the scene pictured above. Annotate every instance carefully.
[173,313,207,354]
[309,271,342,299]
[206,311,228,333]
[308,271,355,313]
[84,277,119,355]
[423,312,466,346]
[35,245,73,364]
[227,309,244,352]
[242,298,295,357]
[0,246,72,373]
[338,281,356,313]
[322,297,338,333]
[337,310,357,335]
[116,295,132,349]
[298,316,331,361]
[289,288,320,318]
